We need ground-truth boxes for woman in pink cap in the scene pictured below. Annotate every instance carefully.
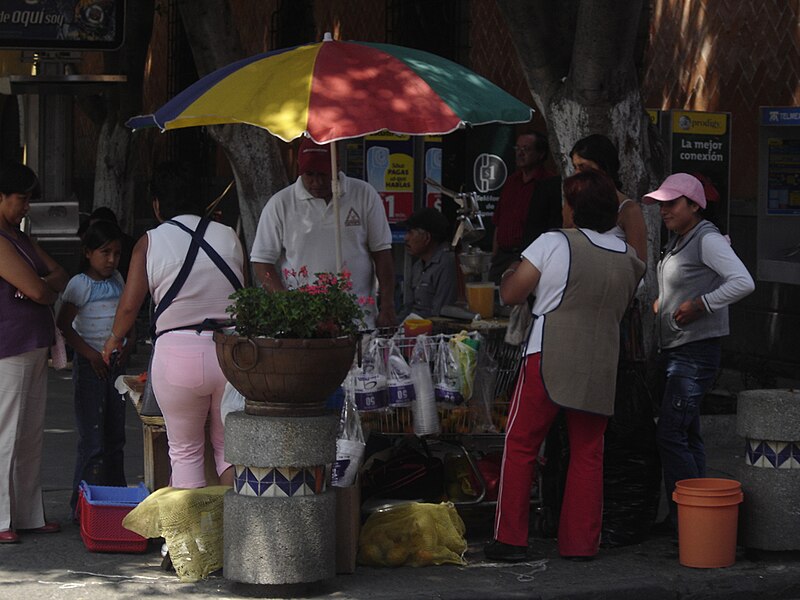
[643,173,754,534]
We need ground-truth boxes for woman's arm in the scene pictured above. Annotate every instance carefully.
[102,235,150,363]
[619,200,648,262]
[0,236,59,304]
[698,234,756,311]
[499,258,541,306]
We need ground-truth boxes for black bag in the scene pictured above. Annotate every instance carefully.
[361,438,444,503]
[139,354,162,418]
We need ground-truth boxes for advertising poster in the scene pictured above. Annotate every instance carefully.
[0,0,124,50]
[423,136,443,210]
[765,138,800,216]
[670,110,731,233]
[364,132,414,224]
[761,107,800,216]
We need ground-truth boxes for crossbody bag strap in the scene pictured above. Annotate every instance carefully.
[163,218,243,291]
[150,217,212,339]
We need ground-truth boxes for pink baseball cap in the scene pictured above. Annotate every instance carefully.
[297,138,332,174]
[643,173,707,209]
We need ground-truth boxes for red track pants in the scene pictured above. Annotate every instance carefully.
[493,353,608,557]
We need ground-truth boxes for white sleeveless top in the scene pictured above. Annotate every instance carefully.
[606,198,634,241]
[146,215,244,335]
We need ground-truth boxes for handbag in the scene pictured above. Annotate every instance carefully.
[361,438,444,502]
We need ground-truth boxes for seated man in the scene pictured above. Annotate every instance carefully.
[400,208,458,319]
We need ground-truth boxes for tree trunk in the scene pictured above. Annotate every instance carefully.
[177,0,288,252]
[497,0,666,352]
[88,0,154,234]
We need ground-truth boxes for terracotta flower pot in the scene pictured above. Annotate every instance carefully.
[214,331,356,416]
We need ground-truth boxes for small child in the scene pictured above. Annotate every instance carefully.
[57,219,132,514]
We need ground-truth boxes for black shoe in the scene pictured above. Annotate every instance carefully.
[562,555,594,562]
[651,518,677,537]
[484,539,529,563]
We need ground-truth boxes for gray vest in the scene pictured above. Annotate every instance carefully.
[540,229,645,416]
[657,220,729,350]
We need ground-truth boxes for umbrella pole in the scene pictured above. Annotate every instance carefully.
[331,142,343,272]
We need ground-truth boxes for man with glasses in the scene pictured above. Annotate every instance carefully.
[489,131,562,284]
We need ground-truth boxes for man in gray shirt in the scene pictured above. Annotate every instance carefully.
[400,208,457,319]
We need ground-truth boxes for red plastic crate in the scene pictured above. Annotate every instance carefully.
[77,482,150,553]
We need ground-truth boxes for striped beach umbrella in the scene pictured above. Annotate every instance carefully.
[126,33,533,142]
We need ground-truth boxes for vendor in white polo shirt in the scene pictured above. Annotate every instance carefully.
[251,138,396,329]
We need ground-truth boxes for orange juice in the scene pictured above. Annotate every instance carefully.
[465,282,495,318]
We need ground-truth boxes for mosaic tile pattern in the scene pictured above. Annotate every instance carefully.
[745,439,800,469]
[233,465,327,497]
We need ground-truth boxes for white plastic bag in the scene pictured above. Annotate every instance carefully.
[332,375,366,487]
[434,335,464,408]
[353,337,389,412]
[220,382,245,425]
[386,338,415,408]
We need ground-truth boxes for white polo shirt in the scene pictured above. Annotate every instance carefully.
[250,173,392,326]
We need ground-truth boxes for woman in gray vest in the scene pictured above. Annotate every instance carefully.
[643,173,754,533]
[485,169,645,562]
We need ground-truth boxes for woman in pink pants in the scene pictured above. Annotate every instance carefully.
[104,162,244,488]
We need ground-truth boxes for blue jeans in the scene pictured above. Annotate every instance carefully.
[71,355,127,510]
[656,338,721,524]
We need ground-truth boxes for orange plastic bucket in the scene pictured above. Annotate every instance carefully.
[672,478,743,568]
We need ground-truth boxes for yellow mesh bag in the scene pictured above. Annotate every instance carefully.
[357,502,467,567]
[122,486,229,582]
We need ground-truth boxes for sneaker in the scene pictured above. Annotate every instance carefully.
[484,539,529,563]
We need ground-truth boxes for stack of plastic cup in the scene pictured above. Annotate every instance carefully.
[411,361,439,435]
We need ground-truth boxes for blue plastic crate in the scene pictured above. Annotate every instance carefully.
[80,482,149,506]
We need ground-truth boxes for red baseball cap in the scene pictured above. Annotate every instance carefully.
[297,138,332,174]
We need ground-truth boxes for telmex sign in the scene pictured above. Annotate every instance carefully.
[0,0,124,51]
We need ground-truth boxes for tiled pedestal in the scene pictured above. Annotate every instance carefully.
[737,389,800,550]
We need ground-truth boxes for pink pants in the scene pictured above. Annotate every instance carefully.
[494,353,608,557]
[151,331,229,488]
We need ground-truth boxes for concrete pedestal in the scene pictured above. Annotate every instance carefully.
[736,389,800,550]
[223,411,338,585]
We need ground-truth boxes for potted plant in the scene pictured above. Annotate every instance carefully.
[214,268,369,416]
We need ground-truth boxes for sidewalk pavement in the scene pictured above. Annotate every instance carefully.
[1,357,799,600]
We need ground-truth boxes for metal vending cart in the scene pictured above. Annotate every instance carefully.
[354,322,555,537]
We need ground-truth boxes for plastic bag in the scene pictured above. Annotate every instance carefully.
[51,326,68,370]
[433,335,464,407]
[410,336,439,435]
[357,502,467,567]
[353,336,389,412]
[470,342,499,433]
[220,382,245,426]
[386,339,415,408]
[449,332,479,400]
[122,486,228,582]
[332,375,366,487]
